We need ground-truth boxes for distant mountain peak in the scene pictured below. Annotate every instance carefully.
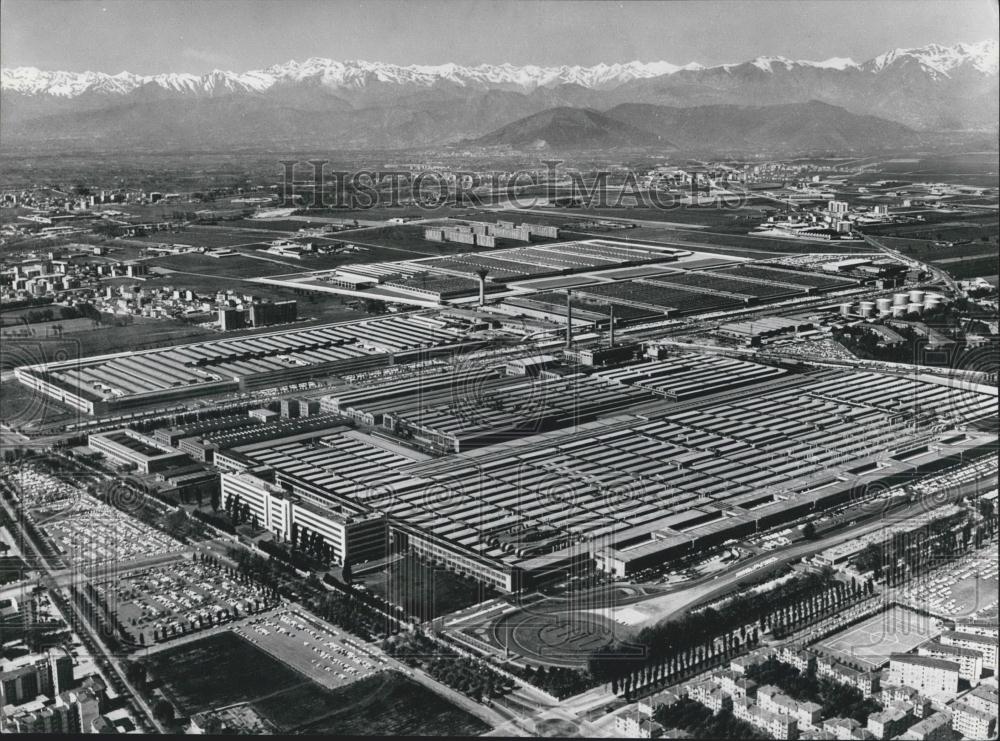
[3,40,996,98]
[866,39,998,77]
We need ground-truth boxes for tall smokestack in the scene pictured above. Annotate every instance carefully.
[565,289,573,349]
[608,303,615,346]
[474,268,489,306]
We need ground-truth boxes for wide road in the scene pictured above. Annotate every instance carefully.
[484,461,996,671]
[612,471,996,632]
[0,477,165,733]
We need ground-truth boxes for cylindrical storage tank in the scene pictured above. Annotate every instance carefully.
[859,301,875,317]
[908,289,925,304]
[893,293,909,307]
[907,302,924,315]
[876,298,893,315]
[924,293,943,310]
[892,305,907,318]
[839,303,853,318]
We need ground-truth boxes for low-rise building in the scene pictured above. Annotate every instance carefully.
[897,710,952,741]
[779,646,817,673]
[880,686,932,718]
[824,716,873,740]
[614,706,665,738]
[866,705,913,740]
[637,689,683,717]
[714,669,758,700]
[818,656,881,695]
[687,680,732,715]
[88,429,190,474]
[731,648,775,675]
[752,705,800,740]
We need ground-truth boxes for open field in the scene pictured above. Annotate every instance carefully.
[0,373,82,429]
[933,255,999,280]
[582,225,875,257]
[0,321,217,371]
[864,152,1000,187]
[149,252,296,277]
[359,554,497,622]
[130,225,273,250]
[876,236,998,259]
[815,605,940,669]
[146,631,488,735]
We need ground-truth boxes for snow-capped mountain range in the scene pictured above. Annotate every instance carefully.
[3,40,996,97]
[2,41,997,152]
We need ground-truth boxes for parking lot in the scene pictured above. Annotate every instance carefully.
[38,494,182,568]
[1,465,84,508]
[96,558,279,644]
[894,541,999,619]
[234,606,397,690]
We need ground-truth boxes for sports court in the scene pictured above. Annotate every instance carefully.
[817,605,942,669]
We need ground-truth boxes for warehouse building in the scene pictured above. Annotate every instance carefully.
[222,363,996,590]
[88,429,190,473]
[15,313,474,414]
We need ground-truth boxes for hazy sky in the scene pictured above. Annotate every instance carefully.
[2,0,998,73]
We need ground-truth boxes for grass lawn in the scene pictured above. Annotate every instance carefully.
[0,321,216,370]
[360,553,497,622]
[934,256,999,280]
[145,632,488,735]
[276,671,490,736]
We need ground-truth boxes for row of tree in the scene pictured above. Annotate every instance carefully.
[589,570,870,698]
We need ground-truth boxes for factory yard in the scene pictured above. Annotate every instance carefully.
[893,542,1000,619]
[37,494,182,568]
[816,605,942,669]
[95,558,279,644]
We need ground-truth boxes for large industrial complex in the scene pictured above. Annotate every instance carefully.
[214,362,996,591]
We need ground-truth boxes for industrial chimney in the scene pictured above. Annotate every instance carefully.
[474,268,489,306]
[608,303,615,346]
[565,289,573,349]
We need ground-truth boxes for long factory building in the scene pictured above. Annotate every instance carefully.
[13,313,477,414]
[220,362,997,590]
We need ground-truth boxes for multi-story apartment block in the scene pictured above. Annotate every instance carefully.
[941,631,998,672]
[0,650,74,707]
[917,640,983,684]
[950,700,996,740]
[888,655,960,698]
